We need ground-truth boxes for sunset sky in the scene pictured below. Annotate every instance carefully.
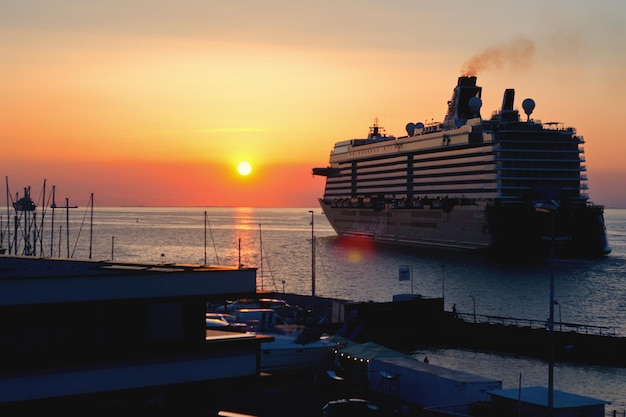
[2,1,626,207]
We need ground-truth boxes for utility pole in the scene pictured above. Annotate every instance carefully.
[309,210,316,298]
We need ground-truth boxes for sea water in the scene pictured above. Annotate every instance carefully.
[6,206,626,412]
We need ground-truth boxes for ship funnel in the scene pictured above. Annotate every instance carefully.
[499,88,520,122]
[444,76,482,128]
[502,89,515,112]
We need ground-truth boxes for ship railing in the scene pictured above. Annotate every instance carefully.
[543,121,566,130]
[455,313,618,337]
[586,201,604,209]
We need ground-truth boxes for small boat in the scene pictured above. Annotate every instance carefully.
[13,197,36,212]
[214,298,291,314]
[235,308,336,372]
[214,298,304,324]
[258,326,337,373]
[205,312,248,332]
[207,307,336,373]
[12,187,36,212]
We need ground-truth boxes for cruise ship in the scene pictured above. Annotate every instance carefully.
[313,76,611,258]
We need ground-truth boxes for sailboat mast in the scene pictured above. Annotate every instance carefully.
[259,224,263,291]
[89,193,94,259]
[24,187,30,255]
[39,179,46,256]
[50,186,56,257]
[4,177,10,254]
[204,211,207,265]
[65,197,70,258]
[309,210,316,298]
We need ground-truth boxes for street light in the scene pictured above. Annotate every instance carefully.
[554,300,562,331]
[534,200,559,417]
[309,210,316,298]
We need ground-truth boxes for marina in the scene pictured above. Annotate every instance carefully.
[4,0,626,415]
[0,254,621,416]
[0,190,625,414]
[275,292,626,367]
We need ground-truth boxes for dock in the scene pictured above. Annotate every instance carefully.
[273,292,626,368]
[0,255,619,416]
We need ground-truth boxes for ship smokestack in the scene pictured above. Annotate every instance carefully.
[458,76,477,87]
[502,88,515,111]
[499,88,520,122]
[444,76,482,127]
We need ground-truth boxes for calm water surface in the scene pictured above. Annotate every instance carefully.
[8,207,626,412]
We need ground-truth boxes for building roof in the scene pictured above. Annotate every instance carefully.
[489,386,609,408]
[0,256,257,304]
[375,355,501,384]
[337,341,406,361]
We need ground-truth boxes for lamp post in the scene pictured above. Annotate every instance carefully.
[554,300,562,332]
[535,201,558,417]
[309,210,316,298]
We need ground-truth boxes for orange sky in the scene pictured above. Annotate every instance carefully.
[2,1,626,207]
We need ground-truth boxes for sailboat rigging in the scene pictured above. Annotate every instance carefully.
[2,177,93,259]
[258,224,278,292]
[204,211,220,265]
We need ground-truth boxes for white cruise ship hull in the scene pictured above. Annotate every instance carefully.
[320,199,491,251]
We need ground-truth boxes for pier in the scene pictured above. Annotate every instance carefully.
[274,292,626,368]
[453,312,618,337]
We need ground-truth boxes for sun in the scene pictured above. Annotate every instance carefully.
[237,161,252,176]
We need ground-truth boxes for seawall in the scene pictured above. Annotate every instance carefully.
[273,292,626,368]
